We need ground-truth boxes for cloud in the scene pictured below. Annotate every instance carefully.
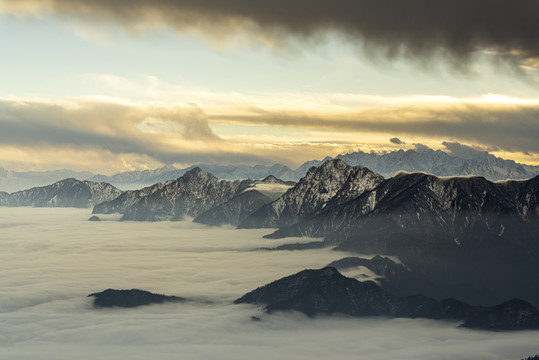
[0,97,272,168]
[1,207,539,360]
[413,143,432,152]
[442,141,491,161]
[1,95,539,173]
[390,137,404,145]
[2,0,539,71]
[210,101,539,155]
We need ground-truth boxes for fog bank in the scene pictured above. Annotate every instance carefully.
[0,208,537,359]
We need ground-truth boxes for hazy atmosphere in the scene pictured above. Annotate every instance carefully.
[1,208,538,360]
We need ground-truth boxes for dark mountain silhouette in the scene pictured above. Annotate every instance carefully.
[461,299,539,331]
[88,289,184,308]
[262,168,539,306]
[236,267,539,331]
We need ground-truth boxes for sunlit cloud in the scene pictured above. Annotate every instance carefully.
[1,93,539,173]
[209,101,539,157]
[0,96,219,144]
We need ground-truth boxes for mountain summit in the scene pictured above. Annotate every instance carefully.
[238,159,384,229]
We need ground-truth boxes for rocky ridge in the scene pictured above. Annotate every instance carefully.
[3,145,538,192]
[90,163,299,187]
[193,190,273,226]
[264,171,539,306]
[238,159,384,229]
[461,299,539,331]
[327,256,437,298]
[0,178,122,208]
[235,267,539,331]
[308,147,539,181]
[93,168,292,222]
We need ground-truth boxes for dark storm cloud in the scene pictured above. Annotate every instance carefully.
[4,0,539,68]
[390,137,405,145]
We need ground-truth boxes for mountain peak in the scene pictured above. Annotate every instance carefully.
[181,167,216,182]
[318,158,348,170]
[302,159,354,183]
[94,168,255,221]
[260,175,279,183]
[259,175,292,185]
[239,160,384,229]
[56,177,79,184]
[160,164,177,171]
[185,166,204,175]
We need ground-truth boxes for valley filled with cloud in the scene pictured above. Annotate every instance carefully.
[1,208,538,360]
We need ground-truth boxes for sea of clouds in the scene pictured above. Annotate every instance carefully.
[0,207,538,360]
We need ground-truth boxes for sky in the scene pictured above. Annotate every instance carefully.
[1,0,539,174]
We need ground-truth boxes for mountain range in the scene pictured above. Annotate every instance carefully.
[235,267,539,331]
[92,169,292,222]
[238,159,384,229]
[245,159,539,306]
[116,158,537,307]
[2,145,539,192]
[85,147,539,185]
[0,167,94,193]
[89,163,298,188]
[326,144,539,180]
[0,178,122,208]
[1,155,538,310]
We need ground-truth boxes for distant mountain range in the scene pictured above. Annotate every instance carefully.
[85,147,539,185]
[2,145,539,192]
[0,167,94,193]
[326,145,539,181]
[0,178,122,208]
[89,163,298,188]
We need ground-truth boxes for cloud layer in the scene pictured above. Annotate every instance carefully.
[1,207,539,360]
[1,95,539,173]
[0,97,272,171]
[2,0,539,70]
[212,101,539,155]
